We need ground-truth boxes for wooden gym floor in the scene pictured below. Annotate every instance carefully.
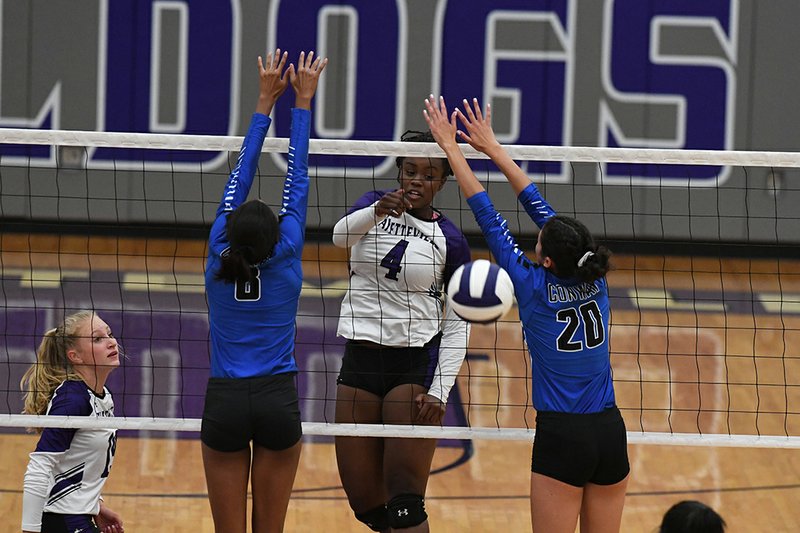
[0,234,799,532]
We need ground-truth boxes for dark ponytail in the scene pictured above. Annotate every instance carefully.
[540,215,611,282]
[574,245,612,283]
[217,247,255,284]
[215,199,279,284]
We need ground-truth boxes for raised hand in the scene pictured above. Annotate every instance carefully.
[423,94,458,151]
[256,50,291,115]
[375,189,412,218]
[423,94,486,198]
[458,97,531,195]
[455,98,501,156]
[290,51,328,110]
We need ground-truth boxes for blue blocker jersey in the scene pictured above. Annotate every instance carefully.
[205,109,310,379]
[467,184,616,414]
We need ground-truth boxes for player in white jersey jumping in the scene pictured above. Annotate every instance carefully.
[21,310,123,533]
[333,130,471,532]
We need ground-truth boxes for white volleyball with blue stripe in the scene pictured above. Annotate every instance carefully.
[447,259,514,323]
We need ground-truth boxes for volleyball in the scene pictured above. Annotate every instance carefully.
[447,260,514,323]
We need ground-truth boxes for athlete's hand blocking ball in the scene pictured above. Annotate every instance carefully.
[416,393,446,424]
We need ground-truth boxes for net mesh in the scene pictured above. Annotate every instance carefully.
[1,128,799,447]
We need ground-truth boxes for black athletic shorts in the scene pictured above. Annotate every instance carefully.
[531,406,629,487]
[201,372,302,452]
[41,512,99,533]
[336,340,433,397]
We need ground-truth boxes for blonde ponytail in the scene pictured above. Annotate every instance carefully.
[20,311,94,424]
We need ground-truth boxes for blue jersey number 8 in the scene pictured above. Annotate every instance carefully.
[235,267,261,301]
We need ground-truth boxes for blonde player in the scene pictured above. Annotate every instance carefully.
[21,310,123,533]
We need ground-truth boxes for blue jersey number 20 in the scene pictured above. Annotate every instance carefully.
[555,301,605,352]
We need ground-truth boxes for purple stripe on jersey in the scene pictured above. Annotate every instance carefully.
[36,381,91,453]
[436,216,471,285]
[423,332,443,390]
[346,190,385,216]
[48,469,84,503]
[36,427,79,453]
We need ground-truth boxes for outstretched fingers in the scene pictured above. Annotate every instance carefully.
[275,50,289,79]
[461,98,478,123]
[423,95,457,145]
[256,50,291,114]
[290,50,327,106]
[313,55,328,73]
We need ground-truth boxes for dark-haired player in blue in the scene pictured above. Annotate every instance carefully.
[202,49,326,533]
[426,95,629,533]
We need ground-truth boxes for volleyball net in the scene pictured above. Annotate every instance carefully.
[1,128,799,448]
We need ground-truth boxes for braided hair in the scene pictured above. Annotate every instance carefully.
[394,130,454,178]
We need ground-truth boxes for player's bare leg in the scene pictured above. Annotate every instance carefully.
[202,443,251,533]
[579,475,629,533]
[382,383,437,533]
[251,440,302,533]
[335,384,389,531]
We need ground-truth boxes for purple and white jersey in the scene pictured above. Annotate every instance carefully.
[333,190,471,402]
[22,380,116,532]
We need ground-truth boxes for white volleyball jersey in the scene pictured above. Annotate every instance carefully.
[335,190,471,347]
[22,380,116,531]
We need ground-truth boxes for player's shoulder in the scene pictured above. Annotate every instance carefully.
[48,380,93,416]
[346,189,389,213]
[434,210,466,237]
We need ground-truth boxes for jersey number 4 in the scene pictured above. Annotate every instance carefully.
[380,240,409,280]
[555,301,605,351]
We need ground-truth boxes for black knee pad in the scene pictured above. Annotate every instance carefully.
[355,504,389,532]
[387,493,427,529]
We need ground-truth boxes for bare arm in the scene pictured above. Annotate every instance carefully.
[424,95,485,199]
[255,50,290,116]
[456,98,532,197]
[289,51,328,110]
